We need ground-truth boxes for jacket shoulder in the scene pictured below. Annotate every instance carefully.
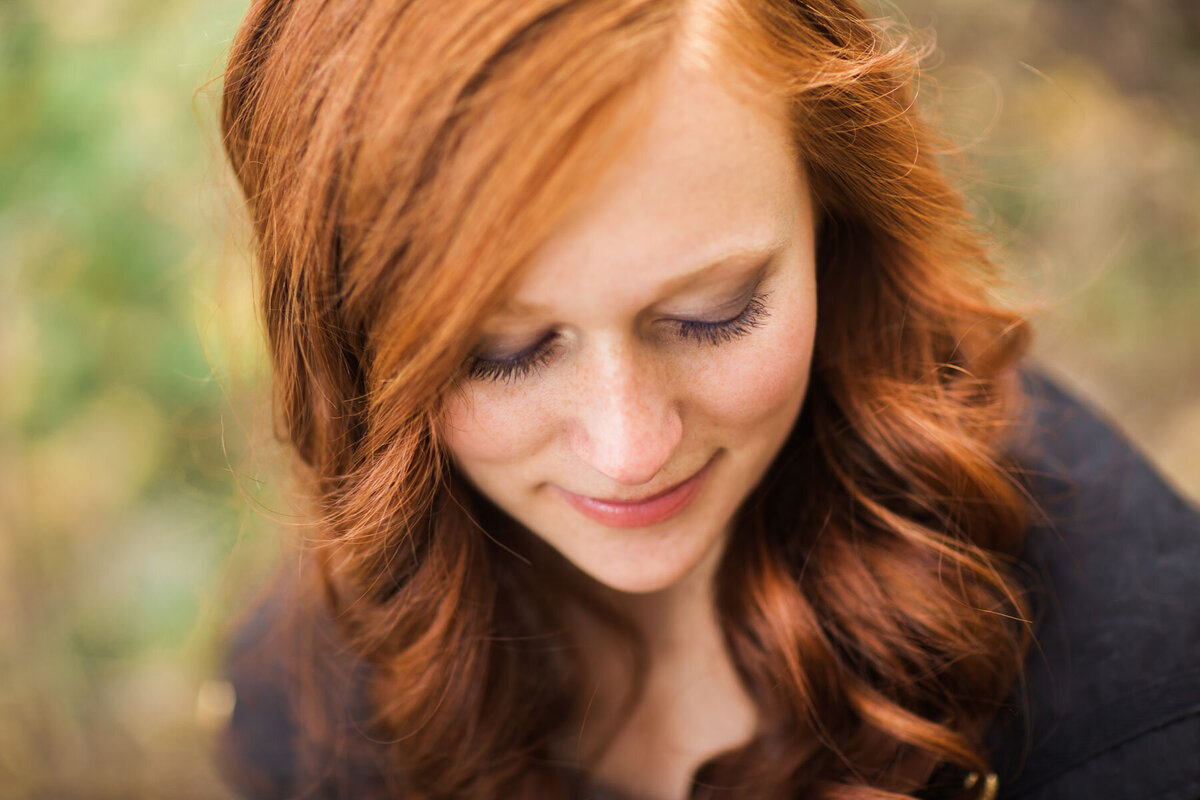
[986,369,1200,799]
[217,575,393,799]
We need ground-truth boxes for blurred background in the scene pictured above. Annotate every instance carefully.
[0,0,1196,797]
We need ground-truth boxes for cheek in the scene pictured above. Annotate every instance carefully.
[438,385,557,465]
[690,294,816,430]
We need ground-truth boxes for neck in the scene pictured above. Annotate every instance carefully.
[563,537,758,800]
[609,539,725,658]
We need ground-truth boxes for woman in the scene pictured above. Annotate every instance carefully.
[217,0,1200,798]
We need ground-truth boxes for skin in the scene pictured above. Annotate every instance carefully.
[438,52,818,799]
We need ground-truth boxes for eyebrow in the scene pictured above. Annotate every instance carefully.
[497,240,785,318]
[656,241,782,296]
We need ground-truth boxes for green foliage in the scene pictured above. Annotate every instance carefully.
[1,1,273,796]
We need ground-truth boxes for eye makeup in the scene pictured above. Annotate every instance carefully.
[464,331,563,383]
[670,290,770,346]
[463,288,773,384]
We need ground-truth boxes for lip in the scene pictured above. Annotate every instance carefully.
[554,456,715,528]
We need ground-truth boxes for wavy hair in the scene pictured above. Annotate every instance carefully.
[220,0,1033,797]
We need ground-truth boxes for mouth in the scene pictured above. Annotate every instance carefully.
[553,455,716,528]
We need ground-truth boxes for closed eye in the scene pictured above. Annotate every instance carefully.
[672,291,771,345]
[463,291,771,384]
[464,332,561,383]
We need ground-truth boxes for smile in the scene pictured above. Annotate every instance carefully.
[554,456,715,528]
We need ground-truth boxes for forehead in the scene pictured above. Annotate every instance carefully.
[509,54,808,312]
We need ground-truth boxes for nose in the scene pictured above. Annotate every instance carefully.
[567,343,683,487]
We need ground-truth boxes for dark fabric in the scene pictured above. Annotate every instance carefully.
[982,371,1200,799]
[218,574,393,799]
[217,370,1200,799]
[218,588,301,798]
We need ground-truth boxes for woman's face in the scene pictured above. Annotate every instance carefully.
[439,58,817,595]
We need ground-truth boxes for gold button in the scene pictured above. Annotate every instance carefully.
[962,771,998,800]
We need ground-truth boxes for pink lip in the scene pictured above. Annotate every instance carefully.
[554,457,714,528]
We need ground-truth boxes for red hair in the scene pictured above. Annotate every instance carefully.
[221,0,1032,797]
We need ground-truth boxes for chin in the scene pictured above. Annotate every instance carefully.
[568,524,728,596]
[590,564,696,595]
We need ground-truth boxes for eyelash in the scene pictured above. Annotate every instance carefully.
[674,291,771,345]
[464,290,771,384]
[464,333,561,384]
